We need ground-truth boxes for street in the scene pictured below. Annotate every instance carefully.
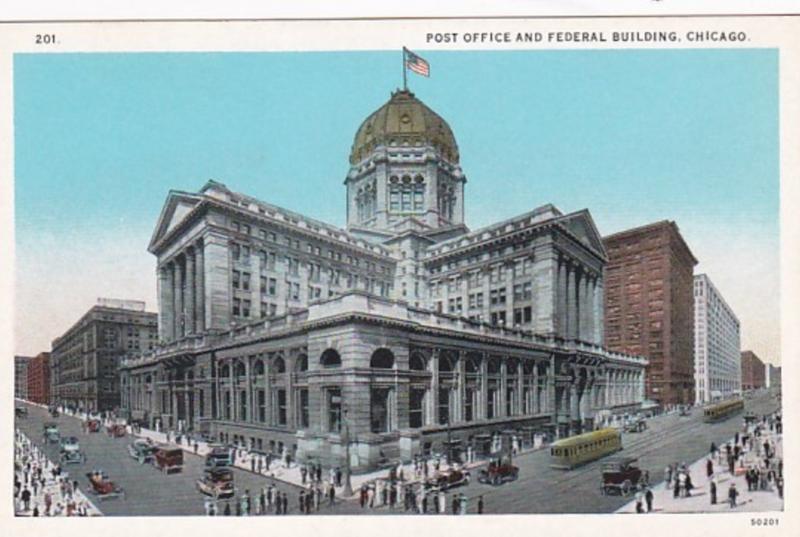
[15,390,780,515]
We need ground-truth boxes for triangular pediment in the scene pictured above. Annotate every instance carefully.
[148,191,203,252]
[557,210,607,258]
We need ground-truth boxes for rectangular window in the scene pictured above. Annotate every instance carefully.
[438,387,450,425]
[259,250,268,269]
[242,299,251,317]
[327,388,342,433]
[242,246,251,261]
[370,388,390,433]
[242,272,251,291]
[487,388,496,419]
[232,298,241,316]
[260,275,267,293]
[277,389,287,426]
[232,270,241,289]
[260,302,268,319]
[409,388,425,429]
[298,389,309,429]
[464,388,474,422]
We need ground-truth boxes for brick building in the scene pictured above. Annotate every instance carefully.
[50,298,158,412]
[15,355,32,400]
[603,221,698,406]
[741,350,766,390]
[27,352,50,405]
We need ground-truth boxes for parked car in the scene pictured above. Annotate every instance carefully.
[87,419,102,433]
[600,457,648,496]
[128,439,156,464]
[478,457,519,485]
[153,446,184,474]
[205,446,234,468]
[426,468,471,490]
[196,467,235,499]
[86,470,125,500]
[15,407,27,418]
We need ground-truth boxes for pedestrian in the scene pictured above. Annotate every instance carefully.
[328,483,335,507]
[274,492,281,515]
[452,493,459,514]
[299,490,305,514]
[282,491,288,514]
[706,458,714,479]
[336,466,342,487]
[194,441,199,454]
[260,488,266,514]
[235,500,242,516]
[776,476,784,499]
[21,487,31,511]
[645,487,654,512]
[673,476,680,499]
[224,502,231,516]
[301,465,307,485]
[728,483,738,508]
[710,479,717,505]
[478,495,484,514]
[635,488,644,513]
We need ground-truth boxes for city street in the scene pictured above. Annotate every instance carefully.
[15,390,780,515]
[14,402,362,516]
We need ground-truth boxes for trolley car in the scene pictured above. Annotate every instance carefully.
[549,428,622,470]
[703,398,744,423]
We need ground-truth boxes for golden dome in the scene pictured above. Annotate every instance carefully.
[349,90,459,164]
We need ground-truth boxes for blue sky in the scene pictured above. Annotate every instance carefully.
[14,49,780,361]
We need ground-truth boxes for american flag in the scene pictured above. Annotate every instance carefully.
[405,48,430,77]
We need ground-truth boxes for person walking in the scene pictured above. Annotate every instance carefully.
[706,458,714,479]
[478,495,484,514]
[635,487,645,513]
[223,501,231,516]
[645,486,654,512]
[664,465,672,490]
[728,483,738,508]
[21,487,31,511]
[452,493,459,514]
[710,479,717,505]
[328,483,335,507]
[282,491,289,515]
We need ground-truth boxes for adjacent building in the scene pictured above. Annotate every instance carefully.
[26,352,50,405]
[766,363,781,389]
[741,350,766,391]
[50,298,158,412]
[14,355,32,400]
[693,274,741,404]
[603,221,698,406]
[120,89,647,471]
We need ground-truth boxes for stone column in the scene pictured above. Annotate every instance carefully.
[566,264,577,340]
[517,366,524,416]
[185,249,195,336]
[480,353,488,420]
[175,256,185,339]
[430,349,440,425]
[456,351,465,423]
[499,359,508,417]
[204,232,232,332]
[159,265,174,342]
[594,277,605,345]
[195,240,205,333]
[558,259,568,338]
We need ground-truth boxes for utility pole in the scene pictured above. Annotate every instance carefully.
[342,403,354,496]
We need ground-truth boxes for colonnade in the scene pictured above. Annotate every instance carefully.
[556,255,603,344]
[158,239,205,342]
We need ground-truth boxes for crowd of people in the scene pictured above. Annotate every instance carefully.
[13,428,98,517]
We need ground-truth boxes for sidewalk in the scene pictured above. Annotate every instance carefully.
[617,422,783,514]
[14,429,102,517]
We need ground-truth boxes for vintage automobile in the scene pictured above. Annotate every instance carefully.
[60,436,80,452]
[61,449,85,464]
[87,419,102,433]
[426,468,471,490]
[478,457,519,486]
[15,407,28,418]
[107,423,127,438]
[153,446,184,474]
[43,422,60,444]
[624,418,647,433]
[600,457,648,496]
[205,445,234,468]
[49,406,60,418]
[196,467,235,499]
[86,470,125,500]
[128,439,156,464]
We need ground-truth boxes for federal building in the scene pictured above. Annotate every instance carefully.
[120,89,647,470]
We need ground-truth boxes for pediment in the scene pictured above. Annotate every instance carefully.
[148,191,203,252]
[557,210,607,258]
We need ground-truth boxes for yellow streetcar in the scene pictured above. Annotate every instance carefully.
[549,428,622,470]
[703,398,744,423]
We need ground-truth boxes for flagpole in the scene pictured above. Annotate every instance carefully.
[402,47,408,91]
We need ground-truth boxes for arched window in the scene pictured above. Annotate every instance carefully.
[409,353,426,371]
[219,364,230,378]
[273,355,286,374]
[295,353,308,372]
[235,361,246,379]
[438,352,454,372]
[465,356,480,374]
[253,360,265,376]
[370,348,395,369]
[320,348,341,368]
[487,357,501,375]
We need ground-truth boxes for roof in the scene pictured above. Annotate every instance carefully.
[550,427,620,448]
[350,89,459,164]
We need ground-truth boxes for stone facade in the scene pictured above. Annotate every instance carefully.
[50,299,157,412]
[741,350,766,390]
[15,355,31,400]
[120,89,647,471]
[603,221,698,406]
[26,352,50,405]
[693,274,741,404]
